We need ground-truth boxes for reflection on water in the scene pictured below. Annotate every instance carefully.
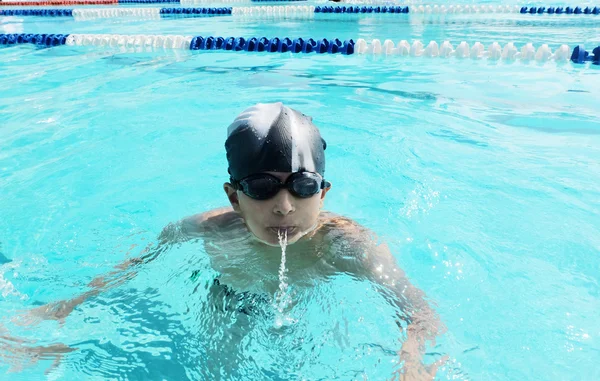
[1,17,23,34]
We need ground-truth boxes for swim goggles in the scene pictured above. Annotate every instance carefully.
[231,172,331,200]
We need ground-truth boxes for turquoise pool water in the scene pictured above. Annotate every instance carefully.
[1,3,600,380]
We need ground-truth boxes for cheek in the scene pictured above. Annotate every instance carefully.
[239,196,272,223]
[298,196,322,217]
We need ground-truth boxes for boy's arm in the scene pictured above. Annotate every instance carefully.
[330,217,446,379]
[21,209,232,324]
[21,224,176,324]
[0,322,76,373]
[3,208,233,372]
[366,241,447,380]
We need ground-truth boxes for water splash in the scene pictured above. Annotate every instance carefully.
[273,229,293,328]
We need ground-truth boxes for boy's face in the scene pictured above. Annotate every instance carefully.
[224,172,330,246]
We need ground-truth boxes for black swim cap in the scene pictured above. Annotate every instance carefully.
[225,103,327,181]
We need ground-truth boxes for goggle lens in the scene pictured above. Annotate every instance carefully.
[237,172,327,200]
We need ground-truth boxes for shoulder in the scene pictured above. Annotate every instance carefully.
[317,212,399,277]
[159,207,241,243]
[315,212,379,263]
[319,211,395,259]
[181,207,241,232]
[318,211,374,244]
[184,207,236,224]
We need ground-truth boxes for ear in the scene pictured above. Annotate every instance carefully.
[224,183,241,212]
[319,182,331,208]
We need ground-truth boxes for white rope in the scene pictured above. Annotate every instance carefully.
[354,39,572,62]
[59,33,576,64]
[65,34,193,49]
[231,5,314,15]
[72,8,161,21]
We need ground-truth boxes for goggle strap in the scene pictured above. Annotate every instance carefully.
[230,177,241,190]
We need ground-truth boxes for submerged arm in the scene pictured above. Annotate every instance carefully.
[21,211,219,324]
[366,241,446,379]
[332,218,445,379]
[3,210,227,372]
[21,226,176,323]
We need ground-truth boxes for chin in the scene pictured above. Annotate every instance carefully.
[257,239,287,247]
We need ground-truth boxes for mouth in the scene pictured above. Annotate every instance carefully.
[268,226,297,235]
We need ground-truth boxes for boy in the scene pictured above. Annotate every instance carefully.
[20,103,445,380]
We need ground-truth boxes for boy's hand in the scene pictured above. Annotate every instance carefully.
[25,300,76,322]
[13,296,84,327]
[394,356,448,381]
[394,333,448,381]
[1,323,76,374]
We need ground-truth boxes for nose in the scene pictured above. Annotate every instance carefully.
[272,189,295,216]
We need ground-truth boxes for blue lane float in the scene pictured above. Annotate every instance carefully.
[159,7,231,15]
[520,6,600,15]
[0,9,73,16]
[0,33,69,46]
[189,35,355,54]
[571,45,600,64]
[4,5,600,19]
[315,6,409,13]
[2,33,599,66]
